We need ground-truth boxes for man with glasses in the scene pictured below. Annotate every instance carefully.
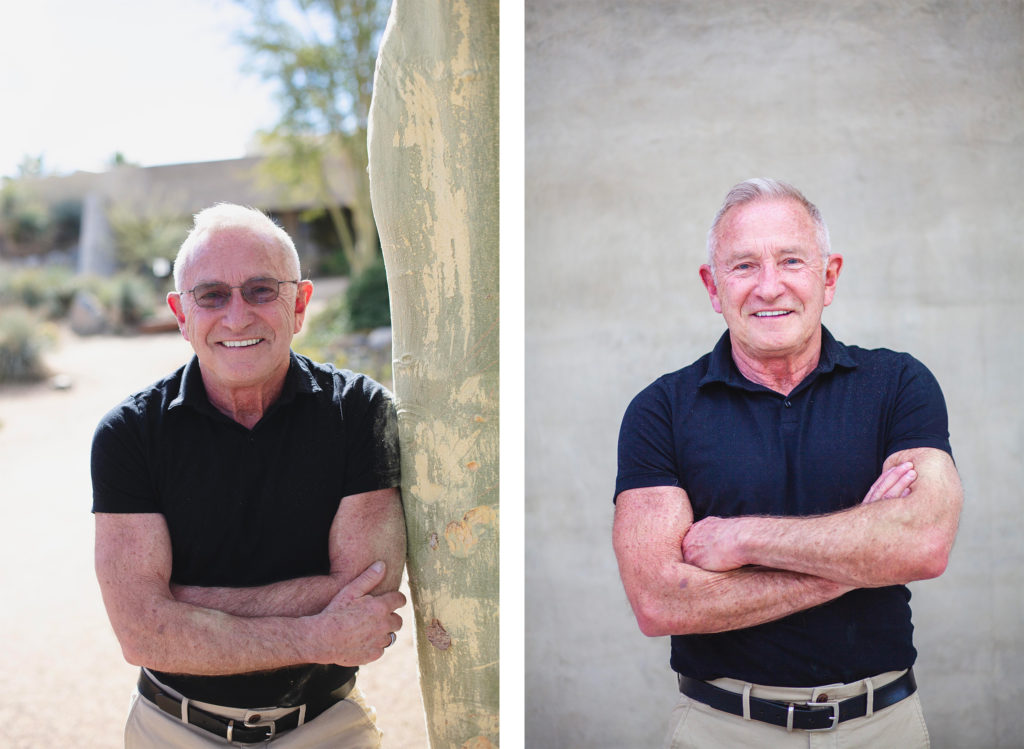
[613,179,963,747]
[92,204,405,747]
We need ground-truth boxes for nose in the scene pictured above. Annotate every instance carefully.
[220,288,255,327]
[754,263,785,300]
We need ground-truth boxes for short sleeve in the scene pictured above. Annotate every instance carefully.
[91,399,159,514]
[341,376,401,497]
[886,355,953,459]
[614,380,680,502]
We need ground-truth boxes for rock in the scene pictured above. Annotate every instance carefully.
[69,290,108,336]
[49,374,74,390]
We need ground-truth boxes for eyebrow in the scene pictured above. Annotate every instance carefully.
[190,275,279,287]
[723,246,813,263]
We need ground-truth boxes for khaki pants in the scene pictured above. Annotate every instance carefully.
[124,675,382,748]
[663,670,930,749]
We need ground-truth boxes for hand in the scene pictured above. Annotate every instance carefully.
[682,516,747,572]
[310,561,406,666]
[862,461,916,504]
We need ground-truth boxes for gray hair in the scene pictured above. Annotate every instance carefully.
[706,178,831,275]
[172,203,301,290]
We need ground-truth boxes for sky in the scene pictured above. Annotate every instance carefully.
[0,0,281,179]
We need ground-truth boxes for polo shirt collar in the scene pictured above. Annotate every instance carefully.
[168,350,321,414]
[699,325,857,392]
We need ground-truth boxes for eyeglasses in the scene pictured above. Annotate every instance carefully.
[184,278,299,309]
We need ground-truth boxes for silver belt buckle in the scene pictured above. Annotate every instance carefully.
[240,711,275,740]
[242,711,276,741]
[799,699,840,732]
[242,703,307,739]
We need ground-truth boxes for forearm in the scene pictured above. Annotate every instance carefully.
[628,560,851,637]
[105,587,322,675]
[728,503,927,587]
[96,512,404,677]
[171,574,343,618]
[684,449,963,587]
[614,487,851,637]
[104,570,402,676]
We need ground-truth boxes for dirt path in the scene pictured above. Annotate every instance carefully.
[0,323,428,747]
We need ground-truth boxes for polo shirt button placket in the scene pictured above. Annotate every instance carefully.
[780,395,799,431]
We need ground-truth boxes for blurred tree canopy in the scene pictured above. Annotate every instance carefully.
[107,198,190,281]
[234,0,391,277]
[0,178,80,259]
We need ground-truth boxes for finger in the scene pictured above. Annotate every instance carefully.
[882,469,917,499]
[337,561,387,602]
[864,462,912,503]
[376,590,407,611]
[875,463,911,494]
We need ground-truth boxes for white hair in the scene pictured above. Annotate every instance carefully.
[172,203,300,290]
[706,178,831,276]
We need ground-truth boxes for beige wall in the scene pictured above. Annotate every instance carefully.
[525,2,1024,747]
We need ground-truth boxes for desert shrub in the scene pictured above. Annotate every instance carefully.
[345,261,391,331]
[0,265,162,333]
[0,307,54,383]
[0,264,76,318]
[98,273,158,328]
[296,296,349,365]
[295,293,391,385]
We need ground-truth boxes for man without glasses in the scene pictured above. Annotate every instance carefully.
[93,203,405,747]
[613,178,963,747]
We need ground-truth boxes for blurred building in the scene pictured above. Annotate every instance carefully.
[2,152,357,277]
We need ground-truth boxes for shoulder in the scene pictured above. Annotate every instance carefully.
[831,339,951,450]
[93,366,186,439]
[292,354,395,416]
[625,352,712,417]
[837,342,942,390]
[841,341,924,368]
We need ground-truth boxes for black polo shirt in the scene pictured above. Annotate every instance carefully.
[92,352,400,706]
[615,327,952,686]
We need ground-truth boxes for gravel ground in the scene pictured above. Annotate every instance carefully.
[0,320,428,747]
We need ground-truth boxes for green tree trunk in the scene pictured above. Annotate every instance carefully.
[367,1,499,747]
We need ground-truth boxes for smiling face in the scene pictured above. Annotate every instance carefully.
[167,226,312,402]
[699,198,842,376]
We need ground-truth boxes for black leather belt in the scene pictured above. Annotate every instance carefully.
[678,669,917,732]
[137,670,355,744]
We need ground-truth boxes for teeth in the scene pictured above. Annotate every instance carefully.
[755,311,789,318]
[222,339,261,348]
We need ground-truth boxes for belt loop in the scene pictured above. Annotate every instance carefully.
[864,676,875,718]
[741,684,752,721]
[180,697,190,723]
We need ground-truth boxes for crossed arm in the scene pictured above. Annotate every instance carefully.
[613,447,962,637]
[95,487,407,675]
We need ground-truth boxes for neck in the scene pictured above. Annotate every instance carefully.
[730,338,822,396]
[202,372,287,429]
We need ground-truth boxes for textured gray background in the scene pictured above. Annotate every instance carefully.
[525,2,1024,746]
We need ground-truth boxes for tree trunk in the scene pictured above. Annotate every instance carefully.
[367,1,499,747]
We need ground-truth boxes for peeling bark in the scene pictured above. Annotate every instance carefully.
[367,0,499,746]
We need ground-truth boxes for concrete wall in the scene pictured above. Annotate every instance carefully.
[525,2,1024,747]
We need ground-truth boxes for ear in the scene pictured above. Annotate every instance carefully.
[166,292,190,341]
[699,265,723,314]
[822,253,843,307]
[293,280,314,334]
